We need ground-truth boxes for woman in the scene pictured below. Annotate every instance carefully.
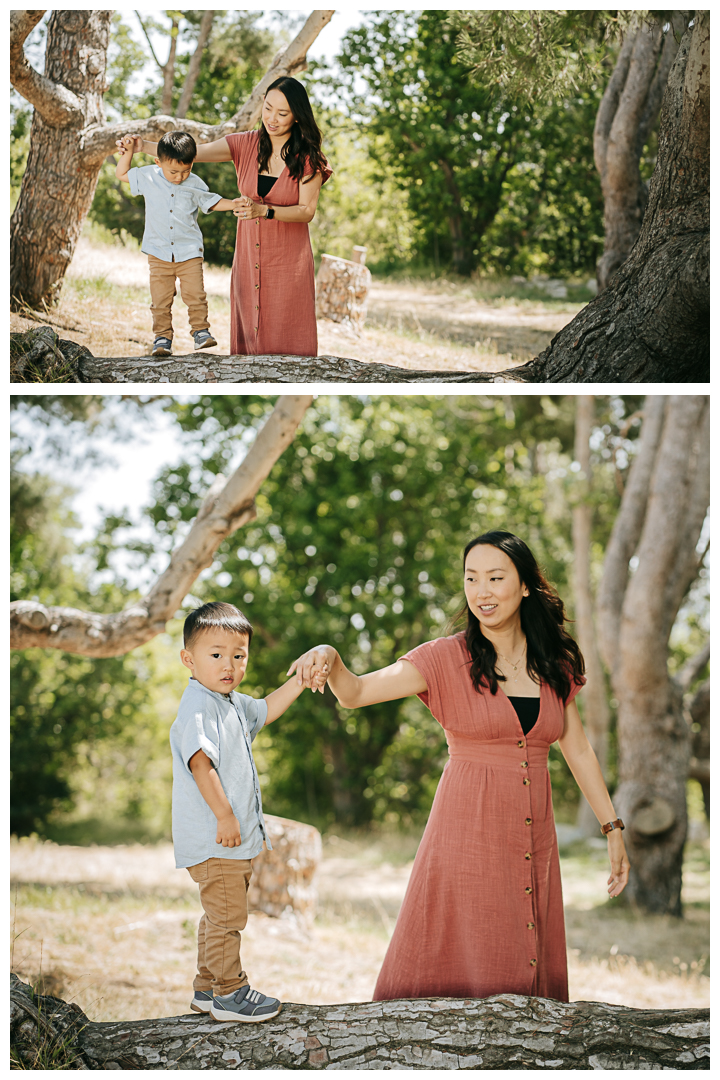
[132,77,331,357]
[290,531,630,1003]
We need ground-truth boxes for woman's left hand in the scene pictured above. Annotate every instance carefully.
[607,829,630,897]
[233,196,267,220]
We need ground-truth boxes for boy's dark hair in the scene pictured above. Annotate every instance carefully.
[157,131,197,164]
[183,602,253,650]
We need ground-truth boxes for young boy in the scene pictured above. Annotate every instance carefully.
[115,132,240,357]
[170,601,322,1023]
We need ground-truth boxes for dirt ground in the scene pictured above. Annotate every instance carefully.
[9,238,585,373]
[10,835,709,1024]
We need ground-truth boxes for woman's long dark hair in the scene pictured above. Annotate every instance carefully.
[257,76,328,184]
[452,531,585,700]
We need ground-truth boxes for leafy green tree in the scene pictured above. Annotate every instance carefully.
[10,450,161,837]
[329,11,604,276]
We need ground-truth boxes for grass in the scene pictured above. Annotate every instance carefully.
[10,832,709,1026]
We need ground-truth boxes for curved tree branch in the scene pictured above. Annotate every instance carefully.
[81,9,335,165]
[10,9,84,127]
[10,395,313,657]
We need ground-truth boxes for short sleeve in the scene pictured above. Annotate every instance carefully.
[197,190,222,214]
[565,674,586,707]
[180,704,221,772]
[303,155,332,185]
[225,131,259,176]
[399,637,461,728]
[127,167,142,196]
[235,692,268,740]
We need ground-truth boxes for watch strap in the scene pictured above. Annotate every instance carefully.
[600,818,625,835]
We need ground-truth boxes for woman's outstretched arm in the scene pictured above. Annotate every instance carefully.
[287,645,427,707]
[557,700,631,897]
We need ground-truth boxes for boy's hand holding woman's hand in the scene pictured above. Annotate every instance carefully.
[116,134,143,156]
[287,645,337,694]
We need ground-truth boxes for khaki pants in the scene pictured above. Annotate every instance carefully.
[148,254,209,339]
[187,857,253,997]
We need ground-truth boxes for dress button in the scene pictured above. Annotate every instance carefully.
[523,777,531,785]
[255,304,259,310]
[525,817,532,825]
[521,761,528,768]
[517,740,524,747]
[525,886,532,895]
[530,958,537,967]
[256,243,260,248]
[527,922,535,929]
[255,264,259,269]
[525,851,532,859]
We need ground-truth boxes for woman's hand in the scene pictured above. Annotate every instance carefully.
[607,829,630,897]
[287,645,337,693]
[233,196,267,220]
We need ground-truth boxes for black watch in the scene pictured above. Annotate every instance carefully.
[265,206,275,220]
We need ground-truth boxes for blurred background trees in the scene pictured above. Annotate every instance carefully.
[11,395,708,887]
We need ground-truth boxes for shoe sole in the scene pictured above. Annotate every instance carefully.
[210,1002,282,1023]
[195,339,217,351]
[152,349,172,357]
[190,1001,212,1013]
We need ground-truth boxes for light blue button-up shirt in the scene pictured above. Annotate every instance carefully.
[128,165,222,262]
[169,677,271,869]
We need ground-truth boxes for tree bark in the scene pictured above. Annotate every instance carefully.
[597,396,709,915]
[10,395,313,657]
[10,10,334,310]
[9,975,709,1070]
[570,397,612,837]
[10,10,113,309]
[594,13,686,291]
[177,11,216,120]
[505,13,709,383]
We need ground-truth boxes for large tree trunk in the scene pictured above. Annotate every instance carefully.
[506,13,709,383]
[10,11,113,309]
[571,397,612,837]
[597,396,709,915]
[594,12,686,291]
[10,395,313,656]
[10,10,334,310]
[10,976,709,1070]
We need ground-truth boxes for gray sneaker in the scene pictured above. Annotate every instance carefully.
[190,990,213,1013]
[210,985,282,1023]
[152,336,172,357]
[194,328,217,350]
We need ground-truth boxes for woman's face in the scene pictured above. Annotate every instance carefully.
[262,89,295,139]
[463,544,529,630]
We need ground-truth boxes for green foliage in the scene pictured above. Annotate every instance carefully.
[11,106,32,213]
[9,451,165,837]
[328,11,604,277]
[11,395,655,837]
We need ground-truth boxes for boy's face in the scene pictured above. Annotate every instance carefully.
[181,629,249,695]
[155,156,193,185]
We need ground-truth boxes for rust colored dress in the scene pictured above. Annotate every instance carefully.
[225,132,332,357]
[373,633,585,1003]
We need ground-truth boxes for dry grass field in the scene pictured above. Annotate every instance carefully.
[9,234,589,375]
[10,832,709,1025]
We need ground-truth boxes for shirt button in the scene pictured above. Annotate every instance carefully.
[530,958,537,967]
[525,818,532,825]
[525,886,533,895]
[527,922,535,929]
[521,761,528,768]
[170,209,173,213]
[523,777,531,785]
[525,852,532,859]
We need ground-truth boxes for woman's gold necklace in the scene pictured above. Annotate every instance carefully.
[496,642,527,684]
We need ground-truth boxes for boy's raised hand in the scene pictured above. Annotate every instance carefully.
[116,134,142,155]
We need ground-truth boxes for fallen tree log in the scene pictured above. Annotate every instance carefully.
[10,975,709,1070]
